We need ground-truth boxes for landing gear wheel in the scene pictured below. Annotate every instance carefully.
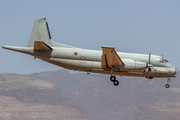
[113,80,119,86]
[110,76,116,82]
[165,84,170,88]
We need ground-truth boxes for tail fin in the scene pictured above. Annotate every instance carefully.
[27,17,51,47]
[27,17,77,48]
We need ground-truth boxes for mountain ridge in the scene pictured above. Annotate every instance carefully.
[0,73,87,120]
[25,69,180,120]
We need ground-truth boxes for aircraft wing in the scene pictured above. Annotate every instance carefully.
[101,46,124,68]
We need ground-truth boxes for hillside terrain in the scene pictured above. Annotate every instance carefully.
[0,73,86,120]
[26,70,180,120]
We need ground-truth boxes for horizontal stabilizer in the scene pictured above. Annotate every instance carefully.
[34,41,52,50]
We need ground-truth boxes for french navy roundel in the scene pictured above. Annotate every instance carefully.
[81,56,85,60]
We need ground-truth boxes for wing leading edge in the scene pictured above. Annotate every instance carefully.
[101,46,124,68]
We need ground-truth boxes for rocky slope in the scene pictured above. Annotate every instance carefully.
[0,73,86,120]
[26,70,180,120]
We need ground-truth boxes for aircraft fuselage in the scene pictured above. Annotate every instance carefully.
[4,46,176,78]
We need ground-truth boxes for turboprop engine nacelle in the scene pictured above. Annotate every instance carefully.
[119,59,147,71]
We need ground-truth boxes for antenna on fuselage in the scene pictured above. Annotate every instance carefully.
[162,55,164,62]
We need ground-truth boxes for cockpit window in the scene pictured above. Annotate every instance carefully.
[160,59,168,63]
[163,59,168,62]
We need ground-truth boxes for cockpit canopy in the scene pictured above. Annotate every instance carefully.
[160,58,168,63]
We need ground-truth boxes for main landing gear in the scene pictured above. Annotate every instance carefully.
[110,69,119,86]
[110,76,119,86]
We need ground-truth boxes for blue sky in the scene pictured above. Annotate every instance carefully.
[1,0,180,74]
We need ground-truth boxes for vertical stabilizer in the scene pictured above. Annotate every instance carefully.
[27,17,51,47]
[27,17,77,48]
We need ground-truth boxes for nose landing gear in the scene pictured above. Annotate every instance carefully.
[165,77,171,88]
[165,84,170,88]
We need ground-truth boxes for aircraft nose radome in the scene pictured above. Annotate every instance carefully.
[175,68,178,75]
[171,68,177,77]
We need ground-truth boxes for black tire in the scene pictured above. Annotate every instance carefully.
[113,80,119,86]
[165,84,170,88]
[110,76,116,82]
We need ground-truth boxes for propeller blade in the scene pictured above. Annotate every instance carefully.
[148,52,151,80]
[149,52,151,64]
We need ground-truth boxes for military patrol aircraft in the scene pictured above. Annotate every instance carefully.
[2,17,177,88]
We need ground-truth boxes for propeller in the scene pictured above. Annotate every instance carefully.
[148,52,151,82]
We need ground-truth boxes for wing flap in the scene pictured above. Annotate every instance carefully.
[34,41,52,50]
[101,46,124,68]
[101,54,108,68]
